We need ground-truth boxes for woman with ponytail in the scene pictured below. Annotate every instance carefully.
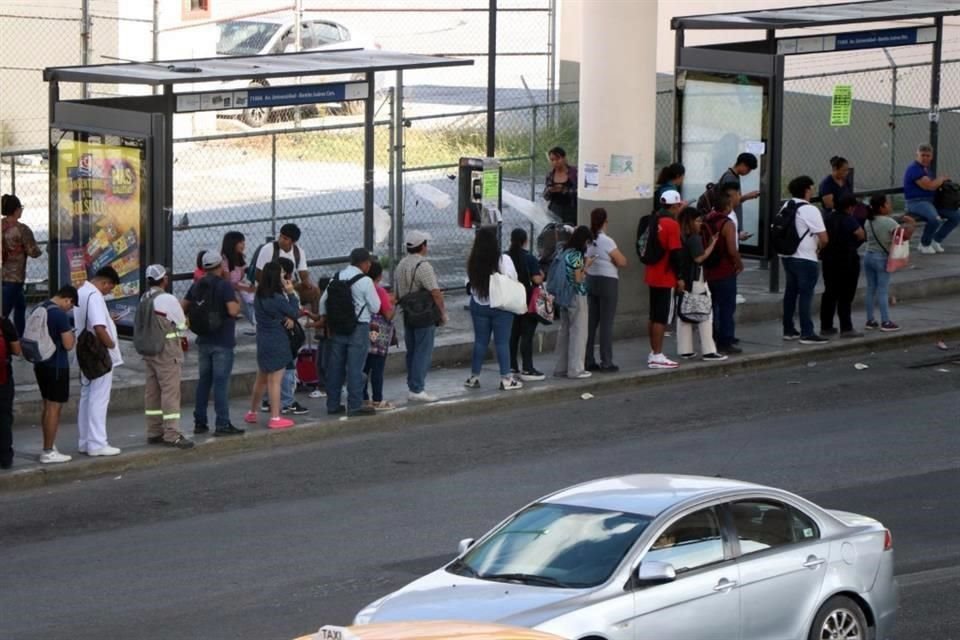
[584,208,627,372]
[2,194,43,336]
[863,194,914,332]
[506,227,544,380]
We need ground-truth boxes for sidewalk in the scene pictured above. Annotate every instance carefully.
[4,286,960,491]
[9,233,960,423]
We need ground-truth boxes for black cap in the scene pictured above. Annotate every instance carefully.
[279,223,301,242]
[350,247,372,265]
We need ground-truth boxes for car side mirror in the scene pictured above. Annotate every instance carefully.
[636,561,676,584]
[457,538,475,555]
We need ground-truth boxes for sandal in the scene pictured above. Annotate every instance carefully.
[372,401,396,411]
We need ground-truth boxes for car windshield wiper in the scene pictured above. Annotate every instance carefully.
[447,558,479,578]
[479,572,570,588]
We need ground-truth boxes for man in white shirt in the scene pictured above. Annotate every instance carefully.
[74,266,123,457]
[779,176,829,345]
[254,223,320,303]
[318,248,381,417]
[140,265,193,449]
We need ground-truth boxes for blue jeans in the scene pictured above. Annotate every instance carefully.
[863,251,892,323]
[708,275,737,349]
[469,298,514,376]
[326,322,369,412]
[782,257,820,337]
[2,282,26,337]
[404,324,436,393]
[905,199,960,246]
[363,353,386,402]
[194,343,235,427]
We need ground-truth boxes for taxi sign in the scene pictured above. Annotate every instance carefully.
[317,625,360,640]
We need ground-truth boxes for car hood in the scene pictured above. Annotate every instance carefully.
[368,570,591,627]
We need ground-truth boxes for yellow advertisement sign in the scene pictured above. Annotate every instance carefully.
[56,139,143,311]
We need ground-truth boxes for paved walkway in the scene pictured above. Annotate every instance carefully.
[4,285,959,489]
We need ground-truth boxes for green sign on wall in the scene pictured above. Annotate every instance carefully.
[831,85,853,127]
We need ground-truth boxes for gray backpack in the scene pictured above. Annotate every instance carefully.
[133,289,167,356]
[21,304,57,363]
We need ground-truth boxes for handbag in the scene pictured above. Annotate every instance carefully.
[528,285,555,322]
[76,293,113,381]
[677,273,712,324]
[369,313,395,356]
[286,318,306,359]
[886,227,910,273]
[399,262,441,329]
[489,272,528,315]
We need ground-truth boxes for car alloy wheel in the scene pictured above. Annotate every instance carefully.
[812,596,867,640]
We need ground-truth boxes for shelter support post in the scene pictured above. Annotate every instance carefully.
[930,16,943,174]
[486,0,497,158]
[392,71,405,277]
[363,71,376,250]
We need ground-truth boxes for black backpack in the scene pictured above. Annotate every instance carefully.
[246,241,302,283]
[187,276,225,336]
[536,222,570,271]
[935,180,960,210]
[325,272,367,335]
[636,212,665,265]
[700,216,729,269]
[696,183,718,216]
[770,199,809,256]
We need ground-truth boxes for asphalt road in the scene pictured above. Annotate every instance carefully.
[1,346,958,640]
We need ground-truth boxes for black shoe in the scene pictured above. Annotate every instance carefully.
[720,345,743,355]
[821,327,839,336]
[731,338,741,345]
[282,401,310,416]
[328,405,347,415]
[147,435,165,445]
[799,334,830,345]
[783,330,801,341]
[586,362,602,372]
[165,435,195,449]
[260,399,270,413]
[213,424,245,437]
[598,364,620,373]
[1,459,12,470]
[193,424,210,435]
[348,406,376,417]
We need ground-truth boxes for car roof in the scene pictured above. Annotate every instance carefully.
[227,12,342,27]
[541,474,764,517]
[294,622,566,640]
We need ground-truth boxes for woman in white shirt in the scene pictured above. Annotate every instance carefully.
[584,208,628,372]
[465,226,523,391]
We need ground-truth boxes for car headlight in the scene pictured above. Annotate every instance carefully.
[353,597,387,625]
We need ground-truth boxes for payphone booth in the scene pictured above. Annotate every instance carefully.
[672,0,958,291]
[44,49,471,333]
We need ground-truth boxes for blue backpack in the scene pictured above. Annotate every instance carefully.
[545,249,575,309]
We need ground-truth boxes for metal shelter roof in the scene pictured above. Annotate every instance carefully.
[671,0,960,31]
[43,48,471,86]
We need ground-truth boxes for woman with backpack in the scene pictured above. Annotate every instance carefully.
[552,225,594,379]
[506,228,545,381]
[465,226,523,391]
[221,231,257,335]
[2,194,43,336]
[245,262,301,429]
[820,194,866,337]
[676,208,726,362]
[585,208,628,372]
[863,194,915,332]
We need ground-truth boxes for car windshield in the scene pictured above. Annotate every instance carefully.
[448,503,651,588]
[217,21,281,56]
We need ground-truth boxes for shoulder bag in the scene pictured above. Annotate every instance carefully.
[76,292,113,381]
[398,261,442,329]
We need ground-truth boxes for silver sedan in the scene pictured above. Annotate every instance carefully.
[354,474,897,640]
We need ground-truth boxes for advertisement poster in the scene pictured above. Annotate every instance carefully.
[56,138,143,328]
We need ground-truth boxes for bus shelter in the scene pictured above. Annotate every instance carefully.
[672,0,960,291]
[43,49,470,332]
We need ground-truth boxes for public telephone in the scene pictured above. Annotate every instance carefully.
[458,157,501,228]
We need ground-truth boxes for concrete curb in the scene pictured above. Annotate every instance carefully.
[3,323,958,493]
[13,271,960,422]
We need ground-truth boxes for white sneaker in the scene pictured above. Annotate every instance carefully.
[919,244,936,254]
[931,240,945,253]
[408,390,437,403]
[39,448,72,464]
[87,446,121,457]
[499,377,523,391]
[463,376,481,389]
[648,353,679,369]
[735,294,747,304]
[574,371,593,379]
[308,389,326,398]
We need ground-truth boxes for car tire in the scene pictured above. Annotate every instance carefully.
[808,595,868,640]
[241,81,272,128]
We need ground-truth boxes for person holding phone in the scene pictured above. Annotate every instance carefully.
[543,147,578,226]
[553,226,594,379]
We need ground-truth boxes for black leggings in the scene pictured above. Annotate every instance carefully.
[0,381,14,468]
[509,314,539,372]
[821,256,860,332]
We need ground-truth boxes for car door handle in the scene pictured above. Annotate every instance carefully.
[803,556,827,569]
[712,579,737,592]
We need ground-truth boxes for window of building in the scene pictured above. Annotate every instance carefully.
[183,0,211,20]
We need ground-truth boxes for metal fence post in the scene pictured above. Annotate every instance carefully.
[393,70,405,265]
[9,155,15,194]
[270,133,277,238]
[387,87,396,274]
[81,0,91,98]
[883,50,898,187]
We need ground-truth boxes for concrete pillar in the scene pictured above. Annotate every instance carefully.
[578,0,658,321]
[557,0,582,103]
